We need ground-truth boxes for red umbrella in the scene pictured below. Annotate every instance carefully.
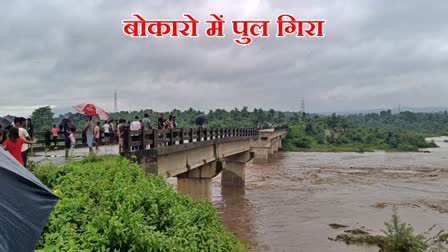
[73,103,110,120]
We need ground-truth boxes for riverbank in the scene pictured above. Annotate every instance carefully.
[31,155,246,251]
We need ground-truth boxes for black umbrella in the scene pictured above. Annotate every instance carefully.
[0,148,59,251]
[0,115,15,128]
[0,118,11,128]
[195,114,208,127]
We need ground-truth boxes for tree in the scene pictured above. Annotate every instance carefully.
[31,106,54,131]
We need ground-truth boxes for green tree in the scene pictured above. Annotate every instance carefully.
[31,106,54,131]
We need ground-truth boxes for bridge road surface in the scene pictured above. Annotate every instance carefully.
[30,145,120,164]
[29,137,221,164]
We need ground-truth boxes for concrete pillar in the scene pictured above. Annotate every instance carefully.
[222,151,252,188]
[279,138,282,149]
[177,177,212,201]
[253,147,269,162]
[176,161,222,201]
[222,161,246,187]
[273,139,279,152]
[269,139,275,155]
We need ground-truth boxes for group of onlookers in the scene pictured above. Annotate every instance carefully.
[0,117,37,167]
[0,113,181,163]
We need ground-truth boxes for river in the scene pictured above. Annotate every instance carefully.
[211,137,448,251]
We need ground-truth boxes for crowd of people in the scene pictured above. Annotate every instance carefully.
[54,113,179,153]
[0,113,182,164]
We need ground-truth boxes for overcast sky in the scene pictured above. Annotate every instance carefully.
[1,0,448,116]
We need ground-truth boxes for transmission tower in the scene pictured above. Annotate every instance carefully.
[114,90,118,113]
[301,97,305,113]
[398,104,401,114]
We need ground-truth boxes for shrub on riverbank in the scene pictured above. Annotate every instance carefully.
[32,155,246,252]
[329,210,448,251]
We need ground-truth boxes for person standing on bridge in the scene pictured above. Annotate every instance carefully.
[102,120,110,146]
[14,117,32,167]
[94,122,101,151]
[83,116,94,153]
[2,127,37,166]
[157,113,164,129]
[130,116,141,150]
[51,124,59,149]
[142,113,151,130]
[59,116,74,158]
[172,116,177,128]
[118,119,126,153]
[69,127,76,157]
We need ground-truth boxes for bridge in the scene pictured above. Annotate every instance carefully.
[121,126,289,200]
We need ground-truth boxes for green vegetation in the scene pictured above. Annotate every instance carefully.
[31,106,54,131]
[27,106,445,152]
[329,210,448,251]
[283,113,437,152]
[347,110,448,136]
[32,155,246,252]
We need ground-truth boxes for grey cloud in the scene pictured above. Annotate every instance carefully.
[1,0,448,116]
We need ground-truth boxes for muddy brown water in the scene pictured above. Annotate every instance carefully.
[209,137,448,252]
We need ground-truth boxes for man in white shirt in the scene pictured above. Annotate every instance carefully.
[129,116,141,150]
[102,121,110,145]
[130,116,141,131]
[14,117,32,167]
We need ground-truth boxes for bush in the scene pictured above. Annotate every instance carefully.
[330,210,448,252]
[381,211,427,251]
[33,156,246,252]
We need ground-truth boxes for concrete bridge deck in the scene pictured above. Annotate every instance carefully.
[122,126,289,200]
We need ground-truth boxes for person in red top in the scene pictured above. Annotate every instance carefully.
[2,127,36,166]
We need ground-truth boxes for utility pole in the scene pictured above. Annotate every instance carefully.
[114,90,118,113]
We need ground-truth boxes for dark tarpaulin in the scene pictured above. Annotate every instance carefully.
[0,148,59,252]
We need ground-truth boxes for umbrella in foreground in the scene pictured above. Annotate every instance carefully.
[0,117,12,128]
[73,103,109,120]
[0,115,16,128]
[0,148,59,251]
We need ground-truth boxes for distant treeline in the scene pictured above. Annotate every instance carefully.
[28,106,445,151]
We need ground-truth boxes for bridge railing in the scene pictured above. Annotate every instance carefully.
[123,128,259,152]
[32,130,107,151]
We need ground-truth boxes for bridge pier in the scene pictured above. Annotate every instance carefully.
[251,128,288,162]
[176,161,223,201]
[177,178,212,201]
[221,151,253,187]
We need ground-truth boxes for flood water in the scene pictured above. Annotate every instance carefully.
[211,137,448,252]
